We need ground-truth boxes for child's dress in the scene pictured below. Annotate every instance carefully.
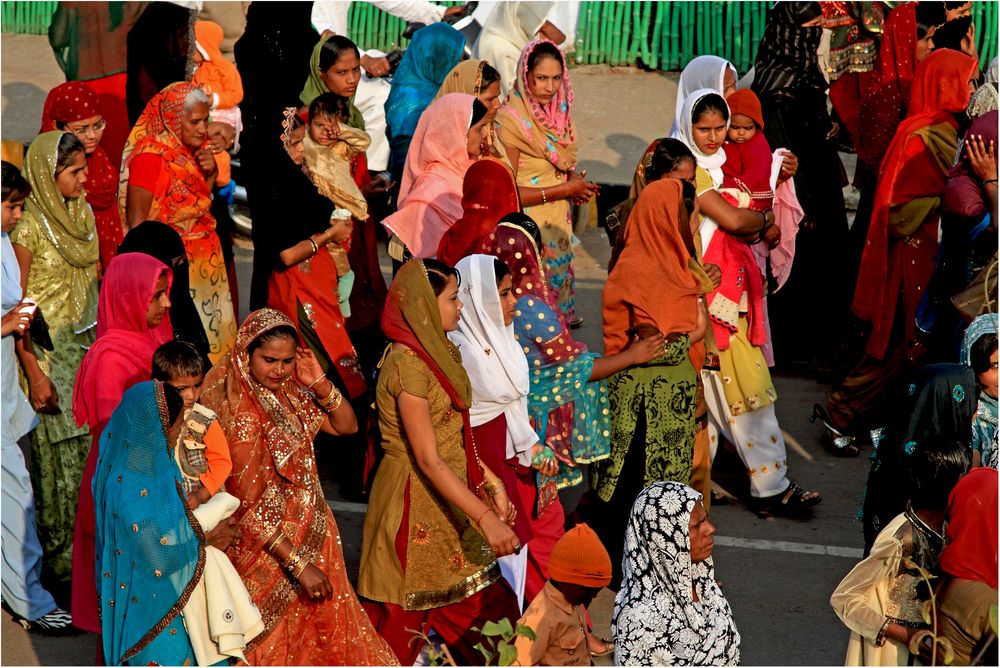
[192,20,243,189]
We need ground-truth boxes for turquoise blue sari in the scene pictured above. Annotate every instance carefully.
[93,381,204,666]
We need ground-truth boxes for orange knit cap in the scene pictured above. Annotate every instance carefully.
[547,524,613,588]
[726,89,764,130]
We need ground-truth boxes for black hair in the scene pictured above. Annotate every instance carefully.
[931,15,973,52]
[152,340,206,381]
[906,439,971,511]
[680,180,697,217]
[527,41,563,73]
[309,92,351,123]
[500,212,543,249]
[480,63,501,91]
[247,324,298,355]
[422,258,461,296]
[971,332,998,377]
[55,132,86,175]
[692,93,730,124]
[916,2,948,40]
[646,138,696,182]
[318,35,360,72]
[470,98,488,127]
[493,258,512,286]
[1,160,30,202]
[161,380,185,427]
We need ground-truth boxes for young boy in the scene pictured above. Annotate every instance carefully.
[151,340,232,508]
[514,524,614,666]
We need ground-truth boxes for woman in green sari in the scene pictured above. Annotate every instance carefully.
[11,130,98,578]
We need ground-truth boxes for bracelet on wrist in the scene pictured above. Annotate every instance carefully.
[540,187,547,205]
[307,373,327,390]
[307,237,319,256]
[874,618,891,647]
[266,532,285,553]
[475,507,493,526]
[316,383,344,413]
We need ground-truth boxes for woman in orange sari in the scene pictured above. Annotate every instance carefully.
[120,81,236,364]
[199,309,397,666]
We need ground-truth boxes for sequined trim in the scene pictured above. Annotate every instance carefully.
[404,562,501,611]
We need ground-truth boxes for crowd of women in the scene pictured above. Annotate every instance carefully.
[0,0,997,666]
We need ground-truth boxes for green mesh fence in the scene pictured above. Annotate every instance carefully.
[1,1,58,35]
[2,1,997,71]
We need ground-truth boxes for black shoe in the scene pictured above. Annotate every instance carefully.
[19,607,78,634]
[810,403,860,457]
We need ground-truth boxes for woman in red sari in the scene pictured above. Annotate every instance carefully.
[39,82,123,270]
[70,252,173,634]
[828,49,979,436]
[199,309,397,666]
[120,81,236,364]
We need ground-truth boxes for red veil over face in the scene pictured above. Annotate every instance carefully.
[940,467,998,590]
[437,158,521,266]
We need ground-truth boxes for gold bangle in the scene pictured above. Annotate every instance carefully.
[266,532,284,553]
[317,383,343,412]
[307,373,327,390]
[307,237,319,256]
[284,549,304,574]
[486,485,505,498]
[540,187,547,204]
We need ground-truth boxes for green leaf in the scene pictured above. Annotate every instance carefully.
[482,618,514,637]
[498,642,518,666]
[990,605,998,634]
[474,643,494,664]
[515,624,538,641]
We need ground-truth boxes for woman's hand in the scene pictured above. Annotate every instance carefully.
[488,487,518,527]
[194,147,216,175]
[778,150,798,181]
[362,175,394,198]
[762,221,782,250]
[1,304,33,337]
[478,510,520,557]
[966,134,998,183]
[704,263,722,289]
[565,171,598,204]
[628,331,667,365]
[27,374,60,414]
[205,517,241,551]
[360,54,391,77]
[531,444,559,478]
[296,562,334,600]
[294,346,326,388]
[328,218,352,245]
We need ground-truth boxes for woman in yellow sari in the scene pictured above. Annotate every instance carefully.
[120,81,236,363]
[496,40,597,325]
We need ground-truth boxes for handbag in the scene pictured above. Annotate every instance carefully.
[951,253,998,324]
[29,306,53,351]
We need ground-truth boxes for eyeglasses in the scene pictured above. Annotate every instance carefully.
[65,118,107,137]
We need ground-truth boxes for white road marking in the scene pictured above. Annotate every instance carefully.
[330,499,864,559]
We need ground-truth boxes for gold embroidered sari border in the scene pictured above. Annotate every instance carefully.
[403,562,500,611]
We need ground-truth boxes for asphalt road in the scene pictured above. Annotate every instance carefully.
[1,31,870,667]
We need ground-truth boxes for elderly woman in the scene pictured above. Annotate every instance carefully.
[613,482,740,666]
[121,81,236,364]
[11,131,96,580]
[435,59,504,142]
[385,23,465,187]
[200,309,396,665]
[40,81,122,269]
[497,40,597,326]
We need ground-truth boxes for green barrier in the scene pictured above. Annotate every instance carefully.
[2,1,996,71]
[1,1,58,35]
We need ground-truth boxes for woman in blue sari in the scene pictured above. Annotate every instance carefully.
[93,380,239,665]
[385,22,465,186]
[479,214,661,600]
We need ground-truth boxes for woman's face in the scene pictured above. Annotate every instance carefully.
[1,198,25,234]
[320,51,362,98]
[688,500,715,563]
[722,67,737,98]
[249,335,297,390]
[666,157,697,187]
[181,103,210,150]
[145,271,171,328]
[498,274,517,327]
[527,55,563,105]
[915,25,938,63]
[55,151,88,199]
[467,116,489,158]
[63,114,106,155]
[287,125,306,165]
[437,275,463,332]
[691,110,728,155]
[478,80,502,123]
[980,349,999,400]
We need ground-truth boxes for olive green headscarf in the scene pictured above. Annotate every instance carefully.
[22,131,99,269]
[299,35,366,131]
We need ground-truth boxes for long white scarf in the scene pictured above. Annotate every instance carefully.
[670,55,738,137]
[450,254,536,464]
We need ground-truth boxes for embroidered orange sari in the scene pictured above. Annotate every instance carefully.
[200,309,397,666]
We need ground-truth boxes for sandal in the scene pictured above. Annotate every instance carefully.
[590,637,614,658]
[810,403,860,457]
[751,481,821,519]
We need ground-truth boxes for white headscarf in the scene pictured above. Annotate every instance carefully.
[670,55,738,136]
[613,482,741,666]
[449,254,536,464]
[473,1,553,95]
[672,88,731,189]
[961,313,999,367]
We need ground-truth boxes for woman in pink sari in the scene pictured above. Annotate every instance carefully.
[381,93,490,259]
[69,252,173,635]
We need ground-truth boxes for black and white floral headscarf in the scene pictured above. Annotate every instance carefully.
[612,482,740,666]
